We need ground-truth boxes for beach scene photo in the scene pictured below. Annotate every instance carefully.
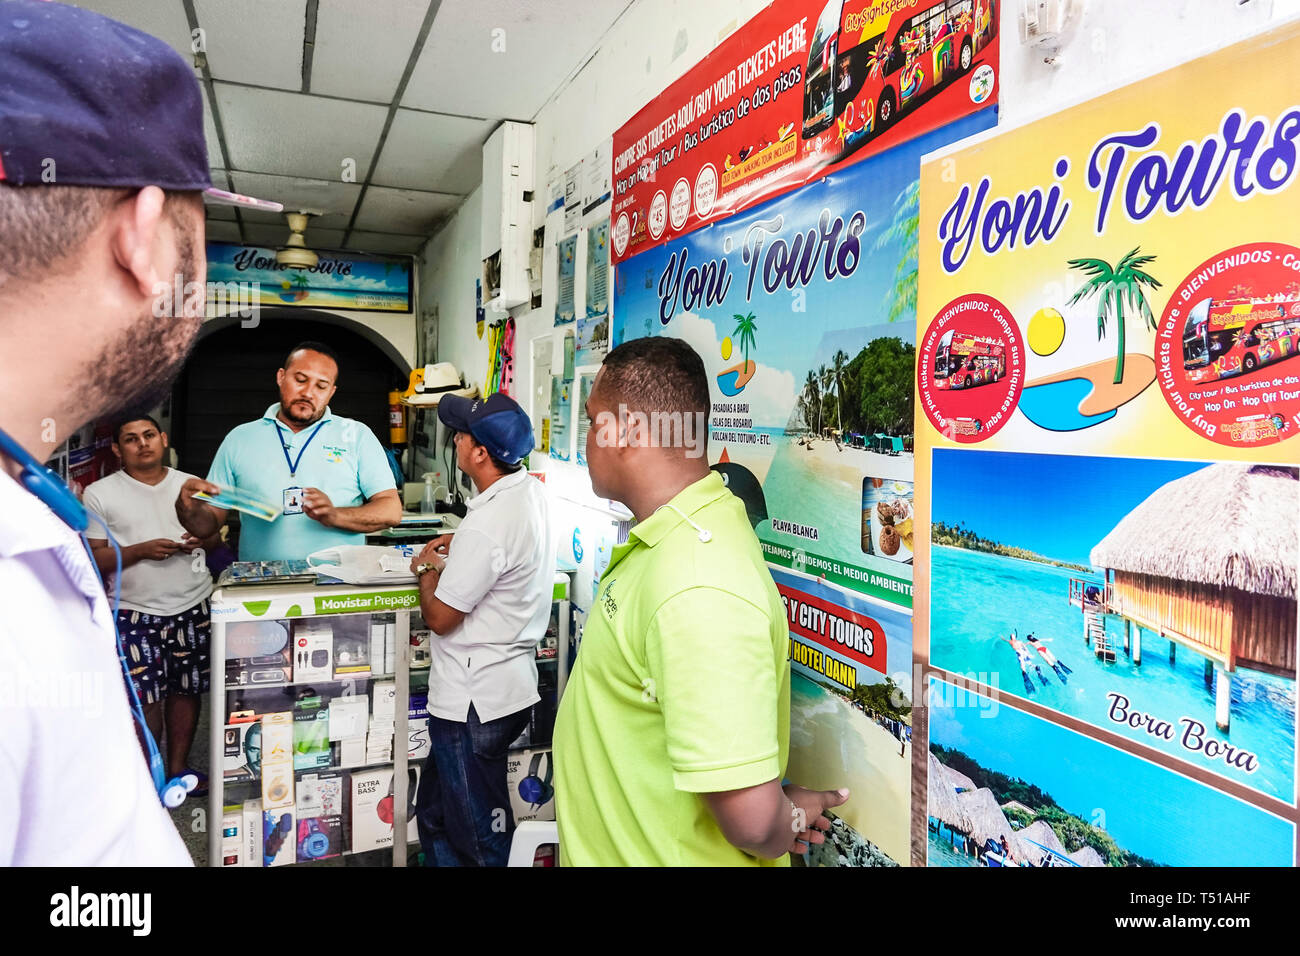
[772,567,913,865]
[929,449,1298,800]
[927,677,1295,867]
[610,117,1008,604]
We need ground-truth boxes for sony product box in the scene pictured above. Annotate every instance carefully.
[291,619,333,683]
[242,799,262,867]
[260,711,295,810]
[293,695,331,771]
[507,747,555,824]
[333,616,371,677]
[296,770,345,862]
[350,769,394,852]
[220,805,242,867]
[408,693,430,762]
[223,720,260,779]
[262,806,296,866]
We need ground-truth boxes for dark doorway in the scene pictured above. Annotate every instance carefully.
[170,311,409,478]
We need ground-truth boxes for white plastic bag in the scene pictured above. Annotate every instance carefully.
[306,545,417,585]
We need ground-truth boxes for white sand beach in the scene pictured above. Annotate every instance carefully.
[787,675,911,863]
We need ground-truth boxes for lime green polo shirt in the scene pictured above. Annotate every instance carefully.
[553,472,791,866]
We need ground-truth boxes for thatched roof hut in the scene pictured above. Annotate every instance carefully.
[946,767,978,793]
[955,788,1028,864]
[1000,799,1033,816]
[1017,820,1066,861]
[1068,845,1106,867]
[1089,463,1298,678]
[927,753,967,830]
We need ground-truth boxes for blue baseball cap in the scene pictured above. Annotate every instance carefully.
[0,0,280,211]
[438,393,535,466]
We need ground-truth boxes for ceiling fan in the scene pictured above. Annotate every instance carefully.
[275,211,319,269]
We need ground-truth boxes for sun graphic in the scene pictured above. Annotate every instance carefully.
[1028,307,1066,356]
[721,336,733,361]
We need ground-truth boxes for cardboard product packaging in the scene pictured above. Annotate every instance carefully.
[262,806,296,866]
[296,770,346,862]
[349,768,394,852]
[291,619,334,682]
[223,720,261,779]
[220,805,242,867]
[293,695,331,771]
[242,799,262,867]
[507,747,555,824]
[408,693,430,761]
[260,711,295,810]
[333,616,371,677]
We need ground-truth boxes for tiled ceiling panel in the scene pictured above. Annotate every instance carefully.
[214,86,389,181]
[370,111,496,194]
[194,0,307,92]
[227,171,362,222]
[402,0,631,118]
[310,0,431,102]
[353,186,460,235]
[344,231,426,255]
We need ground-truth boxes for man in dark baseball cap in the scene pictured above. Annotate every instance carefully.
[408,390,554,866]
[0,0,277,866]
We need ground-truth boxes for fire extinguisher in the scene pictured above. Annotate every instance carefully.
[388,391,407,445]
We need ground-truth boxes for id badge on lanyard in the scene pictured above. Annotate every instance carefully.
[276,421,325,515]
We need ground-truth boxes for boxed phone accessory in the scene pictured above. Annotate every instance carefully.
[372,681,396,721]
[384,621,396,675]
[350,769,393,852]
[333,616,371,677]
[296,770,345,862]
[409,629,431,669]
[260,712,295,810]
[293,695,331,771]
[368,619,384,676]
[221,805,242,867]
[224,720,261,779]
[243,799,262,867]
[262,807,296,866]
[291,619,333,682]
[408,693,430,761]
[507,748,555,824]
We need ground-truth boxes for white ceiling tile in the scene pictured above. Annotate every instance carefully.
[71,1,197,61]
[345,232,427,255]
[213,85,388,181]
[306,228,349,250]
[403,0,631,117]
[201,85,226,169]
[227,171,361,222]
[371,111,494,194]
[204,220,243,243]
[195,0,307,91]
[353,186,460,235]
[240,222,297,247]
[310,0,431,102]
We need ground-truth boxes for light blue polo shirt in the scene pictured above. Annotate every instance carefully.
[207,404,396,561]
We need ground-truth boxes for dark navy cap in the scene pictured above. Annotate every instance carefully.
[439,393,535,466]
[0,0,280,211]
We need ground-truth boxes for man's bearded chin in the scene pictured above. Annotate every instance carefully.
[92,237,203,423]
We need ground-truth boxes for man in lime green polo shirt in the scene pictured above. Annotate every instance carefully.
[552,336,848,866]
[176,341,401,560]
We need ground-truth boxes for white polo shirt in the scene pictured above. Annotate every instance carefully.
[0,470,191,865]
[428,470,554,723]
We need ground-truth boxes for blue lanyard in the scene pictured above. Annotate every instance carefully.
[275,420,327,478]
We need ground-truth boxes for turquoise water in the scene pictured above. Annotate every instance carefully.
[1018,379,1117,432]
[717,370,744,396]
[930,545,1295,800]
[927,825,980,867]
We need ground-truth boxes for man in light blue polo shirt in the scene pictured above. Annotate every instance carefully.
[176,341,401,560]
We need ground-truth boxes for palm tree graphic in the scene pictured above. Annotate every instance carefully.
[876,181,920,323]
[732,312,758,373]
[832,349,849,435]
[804,370,821,433]
[819,364,833,435]
[1067,248,1161,384]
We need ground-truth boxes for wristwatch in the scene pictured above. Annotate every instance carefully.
[415,560,444,577]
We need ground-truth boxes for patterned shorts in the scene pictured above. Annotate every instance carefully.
[115,600,211,705]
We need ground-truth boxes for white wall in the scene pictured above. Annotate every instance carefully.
[416,0,1300,606]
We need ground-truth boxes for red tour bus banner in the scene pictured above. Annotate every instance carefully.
[778,581,889,676]
[610,0,1000,263]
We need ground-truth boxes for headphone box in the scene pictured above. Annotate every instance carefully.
[242,799,262,868]
[507,747,555,824]
[220,805,242,867]
[296,771,345,862]
[223,720,261,779]
[291,620,333,683]
[260,712,295,811]
[262,806,296,867]
[350,769,394,852]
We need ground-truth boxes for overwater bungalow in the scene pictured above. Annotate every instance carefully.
[1070,463,1297,731]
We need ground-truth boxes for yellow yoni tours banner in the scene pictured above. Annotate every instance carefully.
[916,23,1298,868]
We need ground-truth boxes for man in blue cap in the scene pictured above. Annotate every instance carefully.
[0,1,279,864]
[408,393,554,866]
